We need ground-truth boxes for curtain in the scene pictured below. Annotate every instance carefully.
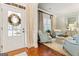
[38,12,44,32]
[50,15,56,33]
[38,11,56,33]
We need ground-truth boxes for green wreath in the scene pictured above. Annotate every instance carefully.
[8,14,21,26]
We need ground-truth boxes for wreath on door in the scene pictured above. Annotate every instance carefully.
[8,14,21,26]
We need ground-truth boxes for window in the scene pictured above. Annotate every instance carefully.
[43,13,51,32]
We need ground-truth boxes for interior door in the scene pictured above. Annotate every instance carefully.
[2,4,26,52]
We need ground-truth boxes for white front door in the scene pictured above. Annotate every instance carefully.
[2,4,26,52]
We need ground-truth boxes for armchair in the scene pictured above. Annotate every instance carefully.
[38,31,52,43]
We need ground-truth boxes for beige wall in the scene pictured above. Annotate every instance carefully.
[26,4,38,48]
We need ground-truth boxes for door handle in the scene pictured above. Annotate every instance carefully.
[1,27,3,30]
[22,28,24,33]
[22,30,24,33]
[0,45,3,49]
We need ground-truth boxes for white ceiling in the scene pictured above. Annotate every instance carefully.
[38,3,79,16]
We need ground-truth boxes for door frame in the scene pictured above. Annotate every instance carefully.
[0,4,3,53]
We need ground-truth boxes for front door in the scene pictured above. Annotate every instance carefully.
[2,4,26,52]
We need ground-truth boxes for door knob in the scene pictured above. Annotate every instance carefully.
[22,30,24,33]
[22,28,24,33]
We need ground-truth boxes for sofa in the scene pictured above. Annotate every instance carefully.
[63,35,79,56]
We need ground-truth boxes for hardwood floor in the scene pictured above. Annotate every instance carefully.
[7,43,65,56]
[28,43,65,56]
[7,48,28,56]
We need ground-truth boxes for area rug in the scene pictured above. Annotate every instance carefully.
[43,39,70,56]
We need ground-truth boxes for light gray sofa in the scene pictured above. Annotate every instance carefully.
[38,31,52,43]
[63,35,79,56]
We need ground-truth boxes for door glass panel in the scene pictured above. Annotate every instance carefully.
[8,11,22,37]
[8,23,13,36]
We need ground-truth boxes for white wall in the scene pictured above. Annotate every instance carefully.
[56,16,66,30]
[32,4,38,48]
[56,13,79,31]
[26,3,38,48]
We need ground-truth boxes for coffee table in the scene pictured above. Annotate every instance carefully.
[56,36,68,44]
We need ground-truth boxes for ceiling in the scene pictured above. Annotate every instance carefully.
[38,3,79,16]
